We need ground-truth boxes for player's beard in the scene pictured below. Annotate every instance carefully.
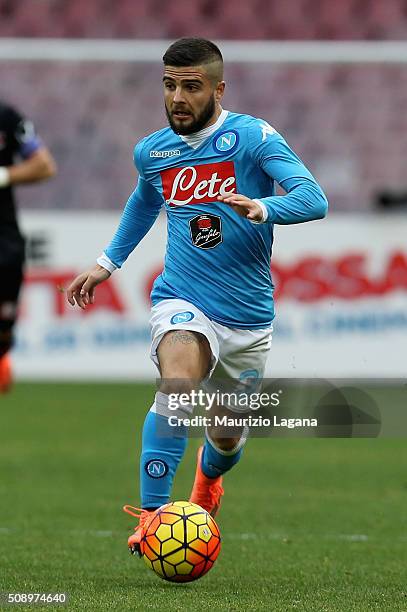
[166,96,216,135]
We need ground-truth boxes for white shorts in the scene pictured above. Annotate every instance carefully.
[149,298,272,383]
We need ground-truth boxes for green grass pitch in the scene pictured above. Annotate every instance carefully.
[0,383,406,611]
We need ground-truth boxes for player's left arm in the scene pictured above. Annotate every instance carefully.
[0,109,57,188]
[219,120,328,225]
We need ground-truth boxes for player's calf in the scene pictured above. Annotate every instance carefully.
[189,425,248,516]
[189,446,224,517]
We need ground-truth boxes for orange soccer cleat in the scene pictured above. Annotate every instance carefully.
[123,505,157,556]
[0,353,12,394]
[189,446,224,518]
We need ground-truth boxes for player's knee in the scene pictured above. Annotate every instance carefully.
[160,378,197,397]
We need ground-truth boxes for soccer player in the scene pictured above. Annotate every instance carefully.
[0,101,57,392]
[66,38,328,554]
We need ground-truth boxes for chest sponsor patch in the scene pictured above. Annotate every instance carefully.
[161,161,236,207]
[189,214,223,250]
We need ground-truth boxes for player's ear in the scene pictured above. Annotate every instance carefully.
[215,81,225,103]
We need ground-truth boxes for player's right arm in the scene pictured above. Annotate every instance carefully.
[67,141,164,309]
[100,176,163,271]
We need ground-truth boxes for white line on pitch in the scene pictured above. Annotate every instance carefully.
[335,534,369,541]
[222,532,371,542]
[70,529,115,537]
[2,529,405,543]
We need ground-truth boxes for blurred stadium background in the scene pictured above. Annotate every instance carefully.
[1,0,407,382]
[1,3,407,610]
[1,0,406,381]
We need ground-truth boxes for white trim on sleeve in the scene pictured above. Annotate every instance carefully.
[0,167,10,187]
[250,199,269,224]
[96,252,117,273]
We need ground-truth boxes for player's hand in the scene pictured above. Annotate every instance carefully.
[66,264,111,309]
[217,193,264,222]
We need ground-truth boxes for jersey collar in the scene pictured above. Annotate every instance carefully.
[178,109,229,150]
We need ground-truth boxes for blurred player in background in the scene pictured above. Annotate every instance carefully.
[0,101,57,392]
[67,38,327,555]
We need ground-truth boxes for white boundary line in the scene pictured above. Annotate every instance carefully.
[2,528,407,543]
[0,39,407,63]
[1,528,404,542]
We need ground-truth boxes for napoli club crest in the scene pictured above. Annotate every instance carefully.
[189,214,223,250]
[145,459,168,478]
[213,130,239,154]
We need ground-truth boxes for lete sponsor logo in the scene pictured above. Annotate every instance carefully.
[161,161,236,207]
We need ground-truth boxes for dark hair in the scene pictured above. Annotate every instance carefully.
[163,38,223,67]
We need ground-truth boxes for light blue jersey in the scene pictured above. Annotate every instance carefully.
[104,110,328,329]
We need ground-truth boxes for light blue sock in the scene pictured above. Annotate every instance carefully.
[201,431,247,478]
[140,393,188,509]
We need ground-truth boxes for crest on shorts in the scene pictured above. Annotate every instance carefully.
[189,214,223,250]
[170,311,195,324]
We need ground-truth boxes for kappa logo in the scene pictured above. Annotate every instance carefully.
[150,149,181,158]
[213,130,239,154]
[145,459,168,478]
[259,121,277,142]
[161,161,236,207]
